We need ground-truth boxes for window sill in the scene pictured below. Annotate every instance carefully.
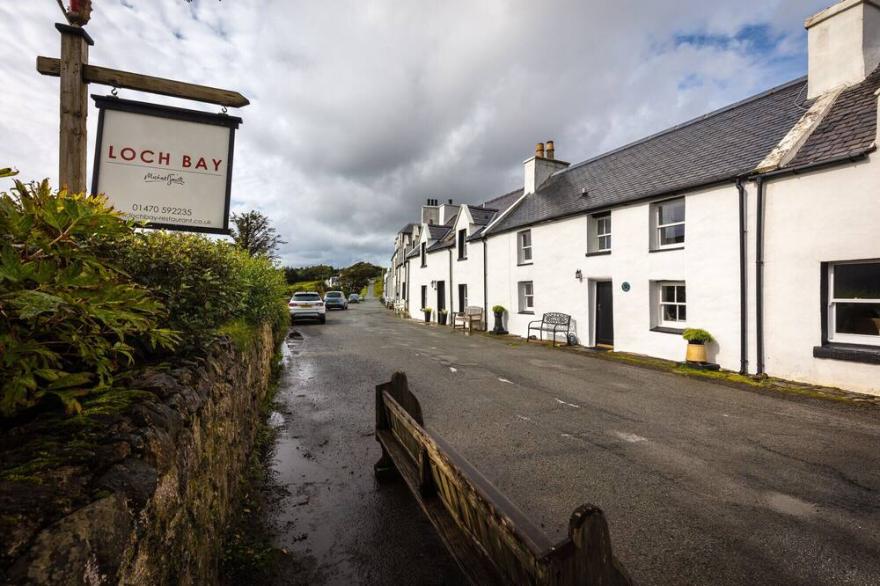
[649,246,685,254]
[585,250,611,257]
[651,326,685,335]
[457,257,468,262]
[517,262,534,266]
[813,343,880,365]
[518,311,535,315]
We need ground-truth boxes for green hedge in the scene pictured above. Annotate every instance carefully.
[108,231,288,352]
[0,176,287,418]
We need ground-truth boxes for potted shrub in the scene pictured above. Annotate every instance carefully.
[682,328,714,364]
[491,305,508,335]
[422,307,432,323]
[438,308,448,325]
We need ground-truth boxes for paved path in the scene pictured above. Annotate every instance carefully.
[281,301,880,585]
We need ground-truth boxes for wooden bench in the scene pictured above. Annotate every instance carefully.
[374,372,632,585]
[452,306,484,332]
[527,312,572,347]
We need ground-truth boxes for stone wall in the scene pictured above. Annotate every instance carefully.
[0,324,276,585]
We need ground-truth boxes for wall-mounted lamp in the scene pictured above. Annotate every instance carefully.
[431,280,437,288]
[575,269,583,281]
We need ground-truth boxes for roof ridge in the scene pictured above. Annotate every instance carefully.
[561,76,808,176]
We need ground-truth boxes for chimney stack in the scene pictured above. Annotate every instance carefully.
[805,0,880,99]
[523,139,569,194]
[421,199,440,225]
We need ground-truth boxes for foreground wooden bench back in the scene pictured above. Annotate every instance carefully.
[374,372,632,585]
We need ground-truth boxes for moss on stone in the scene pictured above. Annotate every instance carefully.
[218,319,262,351]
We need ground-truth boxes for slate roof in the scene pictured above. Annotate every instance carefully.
[427,224,450,239]
[427,214,458,252]
[480,188,523,213]
[398,223,416,234]
[469,207,498,225]
[489,77,810,234]
[786,67,880,167]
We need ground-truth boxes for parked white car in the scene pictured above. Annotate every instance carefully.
[289,292,326,323]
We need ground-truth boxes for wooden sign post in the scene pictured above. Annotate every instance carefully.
[40,1,249,196]
[56,23,93,193]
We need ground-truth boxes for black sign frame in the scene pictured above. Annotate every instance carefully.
[91,95,242,235]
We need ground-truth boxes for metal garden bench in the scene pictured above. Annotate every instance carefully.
[527,312,572,347]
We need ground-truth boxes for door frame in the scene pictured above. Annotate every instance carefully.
[590,279,614,347]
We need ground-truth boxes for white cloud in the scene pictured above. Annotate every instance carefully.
[0,0,828,267]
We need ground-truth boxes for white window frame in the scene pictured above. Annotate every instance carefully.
[458,228,467,260]
[518,230,532,264]
[596,213,611,252]
[420,242,426,267]
[518,281,534,313]
[827,261,880,346]
[654,197,685,249]
[657,281,687,327]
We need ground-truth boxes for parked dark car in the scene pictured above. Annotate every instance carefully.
[324,291,348,310]
[348,294,360,303]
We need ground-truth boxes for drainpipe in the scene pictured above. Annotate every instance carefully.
[483,238,488,330]
[448,248,453,319]
[736,177,748,374]
[755,176,766,376]
[405,260,410,315]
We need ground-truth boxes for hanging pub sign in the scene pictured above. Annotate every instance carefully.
[91,95,241,234]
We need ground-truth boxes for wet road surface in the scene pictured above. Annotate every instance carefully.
[271,300,880,585]
[266,306,465,585]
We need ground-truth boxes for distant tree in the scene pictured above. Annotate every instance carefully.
[338,262,383,294]
[281,264,337,285]
[230,210,285,259]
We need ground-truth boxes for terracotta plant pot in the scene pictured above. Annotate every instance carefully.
[686,342,707,363]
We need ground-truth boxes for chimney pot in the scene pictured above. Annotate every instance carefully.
[535,142,545,158]
[546,140,555,160]
[448,199,453,204]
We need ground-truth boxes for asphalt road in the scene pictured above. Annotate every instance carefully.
[278,300,880,585]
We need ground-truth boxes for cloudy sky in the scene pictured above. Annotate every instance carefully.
[0,0,829,268]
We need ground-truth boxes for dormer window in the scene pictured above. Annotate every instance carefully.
[457,229,467,260]
[420,242,426,267]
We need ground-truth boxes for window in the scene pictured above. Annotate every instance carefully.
[421,285,427,310]
[458,283,467,311]
[420,242,426,267]
[828,261,880,346]
[402,281,406,300]
[517,230,532,264]
[653,198,685,248]
[518,281,534,313]
[588,212,611,253]
[658,282,686,326]
[458,229,467,260]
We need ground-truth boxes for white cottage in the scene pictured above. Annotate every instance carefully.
[387,0,880,396]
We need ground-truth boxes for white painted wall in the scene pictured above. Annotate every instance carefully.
[486,183,744,369]
[407,225,453,322]
[762,156,880,395]
[450,206,487,325]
